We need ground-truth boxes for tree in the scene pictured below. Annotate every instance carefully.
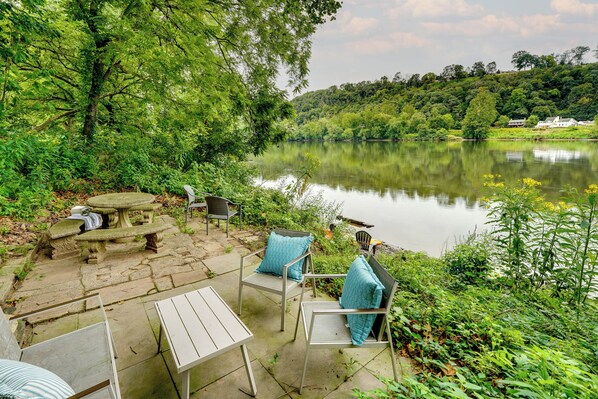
[462,90,497,140]
[470,61,486,77]
[496,115,510,127]
[3,0,341,157]
[571,46,590,65]
[512,50,538,70]
[486,61,497,74]
[441,64,467,81]
[525,115,539,128]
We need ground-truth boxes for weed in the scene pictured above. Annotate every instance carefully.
[14,260,35,281]
[225,244,233,253]
[207,271,217,279]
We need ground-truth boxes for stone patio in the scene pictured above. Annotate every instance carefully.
[1,216,411,398]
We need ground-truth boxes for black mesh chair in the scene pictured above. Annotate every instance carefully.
[205,195,242,237]
[183,185,207,223]
[355,230,377,255]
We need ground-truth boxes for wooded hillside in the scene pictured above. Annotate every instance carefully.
[291,60,598,141]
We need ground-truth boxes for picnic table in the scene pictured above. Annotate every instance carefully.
[87,192,155,229]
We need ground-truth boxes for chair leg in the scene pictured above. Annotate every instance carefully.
[299,345,310,394]
[280,295,286,331]
[206,215,209,235]
[387,318,399,381]
[185,207,189,224]
[238,284,243,316]
[226,218,229,238]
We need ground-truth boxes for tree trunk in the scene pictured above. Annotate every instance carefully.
[80,1,109,141]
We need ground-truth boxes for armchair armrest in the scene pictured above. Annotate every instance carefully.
[302,273,347,280]
[312,307,386,316]
[67,380,114,399]
[10,293,105,322]
[241,247,266,261]
[282,251,312,271]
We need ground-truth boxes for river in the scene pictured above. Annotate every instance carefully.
[251,141,598,256]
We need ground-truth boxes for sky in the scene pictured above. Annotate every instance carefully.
[290,0,598,93]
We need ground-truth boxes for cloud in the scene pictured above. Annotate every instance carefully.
[389,0,484,18]
[423,14,561,37]
[346,32,430,55]
[389,32,431,48]
[551,0,598,16]
[347,39,394,55]
[326,11,379,36]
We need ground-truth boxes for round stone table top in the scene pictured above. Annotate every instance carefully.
[87,192,155,209]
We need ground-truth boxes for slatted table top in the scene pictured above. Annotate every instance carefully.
[155,286,253,373]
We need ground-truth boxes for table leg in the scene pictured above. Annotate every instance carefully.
[241,345,257,397]
[157,324,163,354]
[115,208,133,229]
[182,370,190,399]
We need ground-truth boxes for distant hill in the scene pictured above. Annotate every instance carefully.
[290,63,598,141]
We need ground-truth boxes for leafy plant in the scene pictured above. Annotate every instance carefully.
[443,234,491,285]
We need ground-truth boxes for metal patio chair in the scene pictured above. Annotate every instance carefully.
[238,229,315,331]
[205,195,242,237]
[183,185,208,223]
[293,255,399,393]
[1,294,121,398]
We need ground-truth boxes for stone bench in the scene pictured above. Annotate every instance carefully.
[75,222,170,264]
[92,203,162,228]
[47,219,85,260]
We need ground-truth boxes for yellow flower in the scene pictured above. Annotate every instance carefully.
[585,184,598,194]
[522,178,541,187]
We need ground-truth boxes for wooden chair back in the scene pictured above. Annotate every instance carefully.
[355,230,373,251]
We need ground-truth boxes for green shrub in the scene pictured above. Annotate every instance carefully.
[443,235,491,284]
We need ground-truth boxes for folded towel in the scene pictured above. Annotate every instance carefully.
[71,206,91,216]
[67,213,102,231]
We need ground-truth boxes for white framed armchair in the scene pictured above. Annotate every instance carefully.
[1,293,121,399]
[238,228,316,331]
[293,255,399,394]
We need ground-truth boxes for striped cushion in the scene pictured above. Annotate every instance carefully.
[0,359,75,399]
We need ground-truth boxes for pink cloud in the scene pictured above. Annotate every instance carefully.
[390,0,484,18]
[551,0,598,16]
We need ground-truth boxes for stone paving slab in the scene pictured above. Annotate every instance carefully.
[171,269,208,287]
[2,220,407,399]
[89,277,156,305]
[202,251,242,274]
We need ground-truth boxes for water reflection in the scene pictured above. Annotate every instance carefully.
[252,141,598,256]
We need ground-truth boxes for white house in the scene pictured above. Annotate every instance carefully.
[535,116,578,128]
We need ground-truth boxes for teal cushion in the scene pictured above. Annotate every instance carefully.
[0,359,75,399]
[340,256,384,345]
[256,232,313,281]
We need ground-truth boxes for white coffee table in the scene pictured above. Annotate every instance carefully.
[155,286,257,398]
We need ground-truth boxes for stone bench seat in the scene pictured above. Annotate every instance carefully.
[47,219,85,260]
[75,222,170,264]
[91,203,162,228]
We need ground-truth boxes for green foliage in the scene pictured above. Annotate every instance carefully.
[290,62,598,141]
[485,177,598,305]
[443,234,491,285]
[462,90,498,140]
[524,115,539,128]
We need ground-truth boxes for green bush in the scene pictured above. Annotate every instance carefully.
[443,235,491,284]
